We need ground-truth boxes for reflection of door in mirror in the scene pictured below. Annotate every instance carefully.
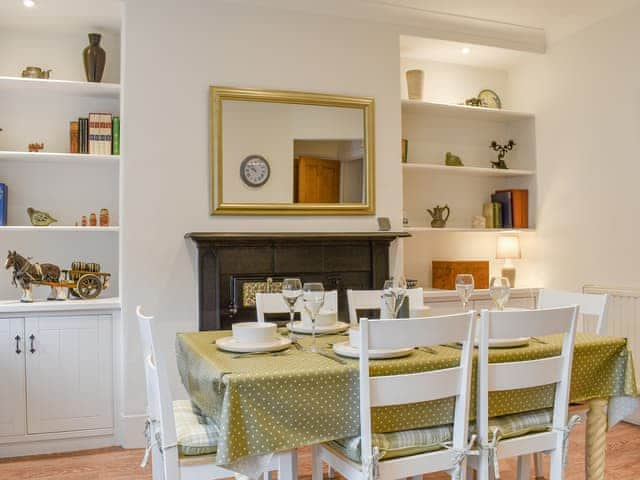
[295,156,340,203]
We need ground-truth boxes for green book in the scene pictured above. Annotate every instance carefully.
[493,202,503,228]
[112,116,120,155]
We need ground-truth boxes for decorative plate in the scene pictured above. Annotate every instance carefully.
[288,321,349,334]
[216,336,291,353]
[477,89,502,109]
[240,155,271,187]
[332,341,413,359]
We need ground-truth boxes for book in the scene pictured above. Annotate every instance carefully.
[88,113,100,154]
[482,202,494,228]
[492,202,503,228]
[69,121,79,153]
[79,117,88,154]
[496,189,529,228]
[401,138,408,163]
[491,191,513,228]
[0,183,7,226]
[103,113,113,155]
[112,116,120,155]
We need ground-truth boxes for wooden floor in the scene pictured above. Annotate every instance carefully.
[1,422,639,479]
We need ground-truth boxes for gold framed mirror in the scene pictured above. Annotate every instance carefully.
[210,86,375,215]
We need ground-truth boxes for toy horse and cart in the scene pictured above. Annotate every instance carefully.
[5,251,110,302]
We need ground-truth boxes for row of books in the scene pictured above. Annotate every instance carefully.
[0,183,6,226]
[483,189,528,228]
[69,114,120,155]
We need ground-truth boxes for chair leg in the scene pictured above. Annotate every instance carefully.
[548,447,564,480]
[312,445,324,480]
[279,449,298,480]
[534,452,545,479]
[328,466,335,479]
[517,455,531,480]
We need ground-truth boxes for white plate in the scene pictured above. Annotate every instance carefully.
[474,337,531,348]
[288,321,349,334]
[216,336,292,353]
[332,341,413,359]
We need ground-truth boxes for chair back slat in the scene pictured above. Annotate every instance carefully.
[538,288,609,334]
[364,314,471,350]
[488,356,564,391]
[136,306,179,478]
[370,367,463,407]
[487,306,576,338]
[256,291,338,322]
[358,312,476,466]
[347,288,424,324]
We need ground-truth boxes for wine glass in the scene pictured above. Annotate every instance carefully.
[282,278,302,340]
[382,277,407,318]
[489,276,511,311]
[303,282,325,352]
[455,274,475,312]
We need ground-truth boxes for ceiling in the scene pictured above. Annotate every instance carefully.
[399,36,539,70]
[370,0,640,44]
[0,0,121,33]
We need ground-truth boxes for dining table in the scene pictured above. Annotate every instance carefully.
[176,329,638,480]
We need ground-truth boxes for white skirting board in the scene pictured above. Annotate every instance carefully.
[583,285,640,424]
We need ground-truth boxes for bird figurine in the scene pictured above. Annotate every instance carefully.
[27,207,58,226]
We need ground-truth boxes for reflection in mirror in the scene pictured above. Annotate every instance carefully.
[293,139,364,203]
[221,100,366,205]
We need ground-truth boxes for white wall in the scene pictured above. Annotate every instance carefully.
[400,58,509,107]
[507,3,640,290]
[121,0,401,443]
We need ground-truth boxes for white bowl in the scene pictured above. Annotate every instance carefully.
[301,309,337,327]
[232,322,277,344]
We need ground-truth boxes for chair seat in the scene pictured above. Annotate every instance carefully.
[173,399,219,456]
[329,408,553,463]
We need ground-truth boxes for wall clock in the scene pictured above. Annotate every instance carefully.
[240,155,270,187]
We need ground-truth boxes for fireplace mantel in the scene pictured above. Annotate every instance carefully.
[186,231,409,330]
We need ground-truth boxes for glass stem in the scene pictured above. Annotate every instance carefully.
[311,316,317,352]
[289,309,296,340]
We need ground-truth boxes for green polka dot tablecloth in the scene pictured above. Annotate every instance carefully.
[175,331,637,466]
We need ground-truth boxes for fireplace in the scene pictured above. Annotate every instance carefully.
[185,232,409,330]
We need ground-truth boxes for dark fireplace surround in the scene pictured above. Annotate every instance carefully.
[186,232,409,331]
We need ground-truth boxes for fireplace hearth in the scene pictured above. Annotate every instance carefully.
[185,232,409,330]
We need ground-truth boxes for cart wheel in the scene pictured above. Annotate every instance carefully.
[77,274,102,299]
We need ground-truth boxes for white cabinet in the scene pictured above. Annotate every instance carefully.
[25,315,113,434]
[0,319,26,437]
[0,306,115,447]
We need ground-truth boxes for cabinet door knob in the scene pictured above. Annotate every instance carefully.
[29,334,36,354]
[14,335,21,354]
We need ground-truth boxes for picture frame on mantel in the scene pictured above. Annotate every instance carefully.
[209,86,376,215]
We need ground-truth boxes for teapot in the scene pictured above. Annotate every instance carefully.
[427,205,450,228]
[21,66,52,79]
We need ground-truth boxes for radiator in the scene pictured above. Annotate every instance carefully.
[583,284,640,424]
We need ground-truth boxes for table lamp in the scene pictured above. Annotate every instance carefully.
[496,235,521,287]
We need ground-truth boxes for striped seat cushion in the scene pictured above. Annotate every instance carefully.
[173,400,219,456]
[330,408,553,463]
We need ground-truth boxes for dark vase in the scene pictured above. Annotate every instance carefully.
[83,33,106,83]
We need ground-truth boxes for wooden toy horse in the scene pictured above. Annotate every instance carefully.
[4,250,62,302]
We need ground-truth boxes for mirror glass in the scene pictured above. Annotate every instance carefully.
[210,87,374,215]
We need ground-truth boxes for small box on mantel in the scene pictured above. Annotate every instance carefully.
[432,261,489,290]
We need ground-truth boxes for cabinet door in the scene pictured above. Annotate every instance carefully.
[0,318,26,437]
[25,314,113,434]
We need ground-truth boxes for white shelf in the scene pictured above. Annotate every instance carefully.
[0,151,119,164]
[0,226,119,232]
[0,297,121,314]
[402,163,534,177]
[404,226,535,233]
[0,76,120,99]
[401,99,534,121]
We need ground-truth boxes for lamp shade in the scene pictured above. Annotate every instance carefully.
[496,235,521,259]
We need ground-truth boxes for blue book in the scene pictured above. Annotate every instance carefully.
[0,183,7,226]
[491,191,513,228]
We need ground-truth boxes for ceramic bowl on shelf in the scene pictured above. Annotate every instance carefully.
[231,322,277,344]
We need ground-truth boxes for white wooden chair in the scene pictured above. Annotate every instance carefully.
[538,288,609,334]
[312,311,477,480]
[346,288,425,325]
[137,306,292,480]
[470,306,580,480]
[255,290,338,322]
